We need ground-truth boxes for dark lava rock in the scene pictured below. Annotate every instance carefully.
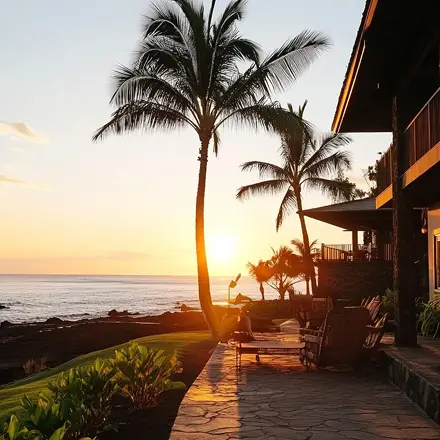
[108,309,140,318]
[45,317,64,325]
[1,320,12,328]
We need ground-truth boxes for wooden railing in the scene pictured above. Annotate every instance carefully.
[321,244,392,261]
[376,146,392,193]
[376,87,440,193]
[406,86,440,168]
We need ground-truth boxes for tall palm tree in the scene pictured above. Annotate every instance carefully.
[290,238,319,295]
[237,102,352,295]
[93,0,330,336]
[247,259,271,300]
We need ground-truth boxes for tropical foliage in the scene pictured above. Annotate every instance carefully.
[290,238,319,295]
[113,342,185,410]
[47,359,116,439]
[2,342,185,439]
[248,246,304,300]
[237,101,352,294]
[0,414,92,440]
[418,296,440,337]
[247,260,271,300]
[93,0,330,335]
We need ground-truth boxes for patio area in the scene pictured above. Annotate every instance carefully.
[170,321,440,440]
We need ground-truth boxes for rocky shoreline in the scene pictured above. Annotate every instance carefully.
[0,309,210,386]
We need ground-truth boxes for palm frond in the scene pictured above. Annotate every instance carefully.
[236,179,288,200]
[92,101,193,142]
[301,150,352,181]
[213,130,220,156]
[275,189,297,231]
[301,132,352,174]
[303,177,355,202]
[111,66,198,121]
[217,100,297,134]
[256,30,330,93]
[239,161,287,180]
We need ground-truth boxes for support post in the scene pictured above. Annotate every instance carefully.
[392,96,417,346]
[352,230,359,251]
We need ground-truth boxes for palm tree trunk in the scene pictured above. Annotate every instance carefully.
[259,283,265,300]
[296,193,317,295]
[305,275,311,296]
[196,139,218,337]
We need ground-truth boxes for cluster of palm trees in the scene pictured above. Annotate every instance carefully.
[94,0,354,337]
[248,239,320,301]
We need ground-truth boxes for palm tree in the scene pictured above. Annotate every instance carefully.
[237,102,352,295]
[247,260,271,300]
[265,246,303,300]
[290,238,319,295]
[93,0,330,336]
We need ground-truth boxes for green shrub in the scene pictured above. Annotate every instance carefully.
[418,295,440,337]
[1,414,67,440]
[47,359,116,439]
[20,395,65,439]
[113,342,185,409]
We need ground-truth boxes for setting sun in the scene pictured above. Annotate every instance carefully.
[207,234,236,262]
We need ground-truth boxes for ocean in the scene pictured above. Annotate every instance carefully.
[0,274,305,324]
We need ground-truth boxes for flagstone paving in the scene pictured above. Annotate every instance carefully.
[170,321,440,440]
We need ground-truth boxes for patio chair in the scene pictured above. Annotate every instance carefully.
[299,307,369,370]
[365,295,383,324]
[363,313,388,364]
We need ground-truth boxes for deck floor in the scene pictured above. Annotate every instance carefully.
[170,321,440,440]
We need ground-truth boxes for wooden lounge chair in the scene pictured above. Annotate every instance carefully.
[299,307,369,370]
[363,313,388,364]
[365,295,383,324]
[235,338,303,369]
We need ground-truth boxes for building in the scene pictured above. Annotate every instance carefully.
[320,0,439,345]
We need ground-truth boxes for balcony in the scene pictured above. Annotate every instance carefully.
[321,244,392,261]
[376,87,440,200]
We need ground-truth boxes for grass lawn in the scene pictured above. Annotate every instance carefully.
[0,331,213,422]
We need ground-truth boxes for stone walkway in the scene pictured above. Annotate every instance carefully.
[170,321,440,440]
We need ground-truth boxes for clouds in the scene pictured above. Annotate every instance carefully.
[0,174,50,190]
[0,121,47,143]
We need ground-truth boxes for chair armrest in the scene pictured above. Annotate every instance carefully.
[366,325,382,334]
[299,328,321,336]
[303,334,320,344]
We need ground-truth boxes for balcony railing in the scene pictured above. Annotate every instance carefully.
[321,244,392,261]
[376,146,392,192]
[376,87,440,193]
[406,86,440,168]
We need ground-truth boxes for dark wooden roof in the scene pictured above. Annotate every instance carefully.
[303,198,423,232]
[303,198,392,231]
[332,0,440,133]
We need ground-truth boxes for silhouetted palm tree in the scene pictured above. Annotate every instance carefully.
[237,102,352,295]
[247,260,271,300]
[291,238,319,295]
[264,246,303,300]
[93,0,330,336]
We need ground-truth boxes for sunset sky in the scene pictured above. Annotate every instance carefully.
[0,0,391,276]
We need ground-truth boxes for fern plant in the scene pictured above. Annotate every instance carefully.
[113,342,185,409]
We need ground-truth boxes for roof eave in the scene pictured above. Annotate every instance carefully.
[331,0,379,133]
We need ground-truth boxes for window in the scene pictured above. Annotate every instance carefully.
[436,234,440,291]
